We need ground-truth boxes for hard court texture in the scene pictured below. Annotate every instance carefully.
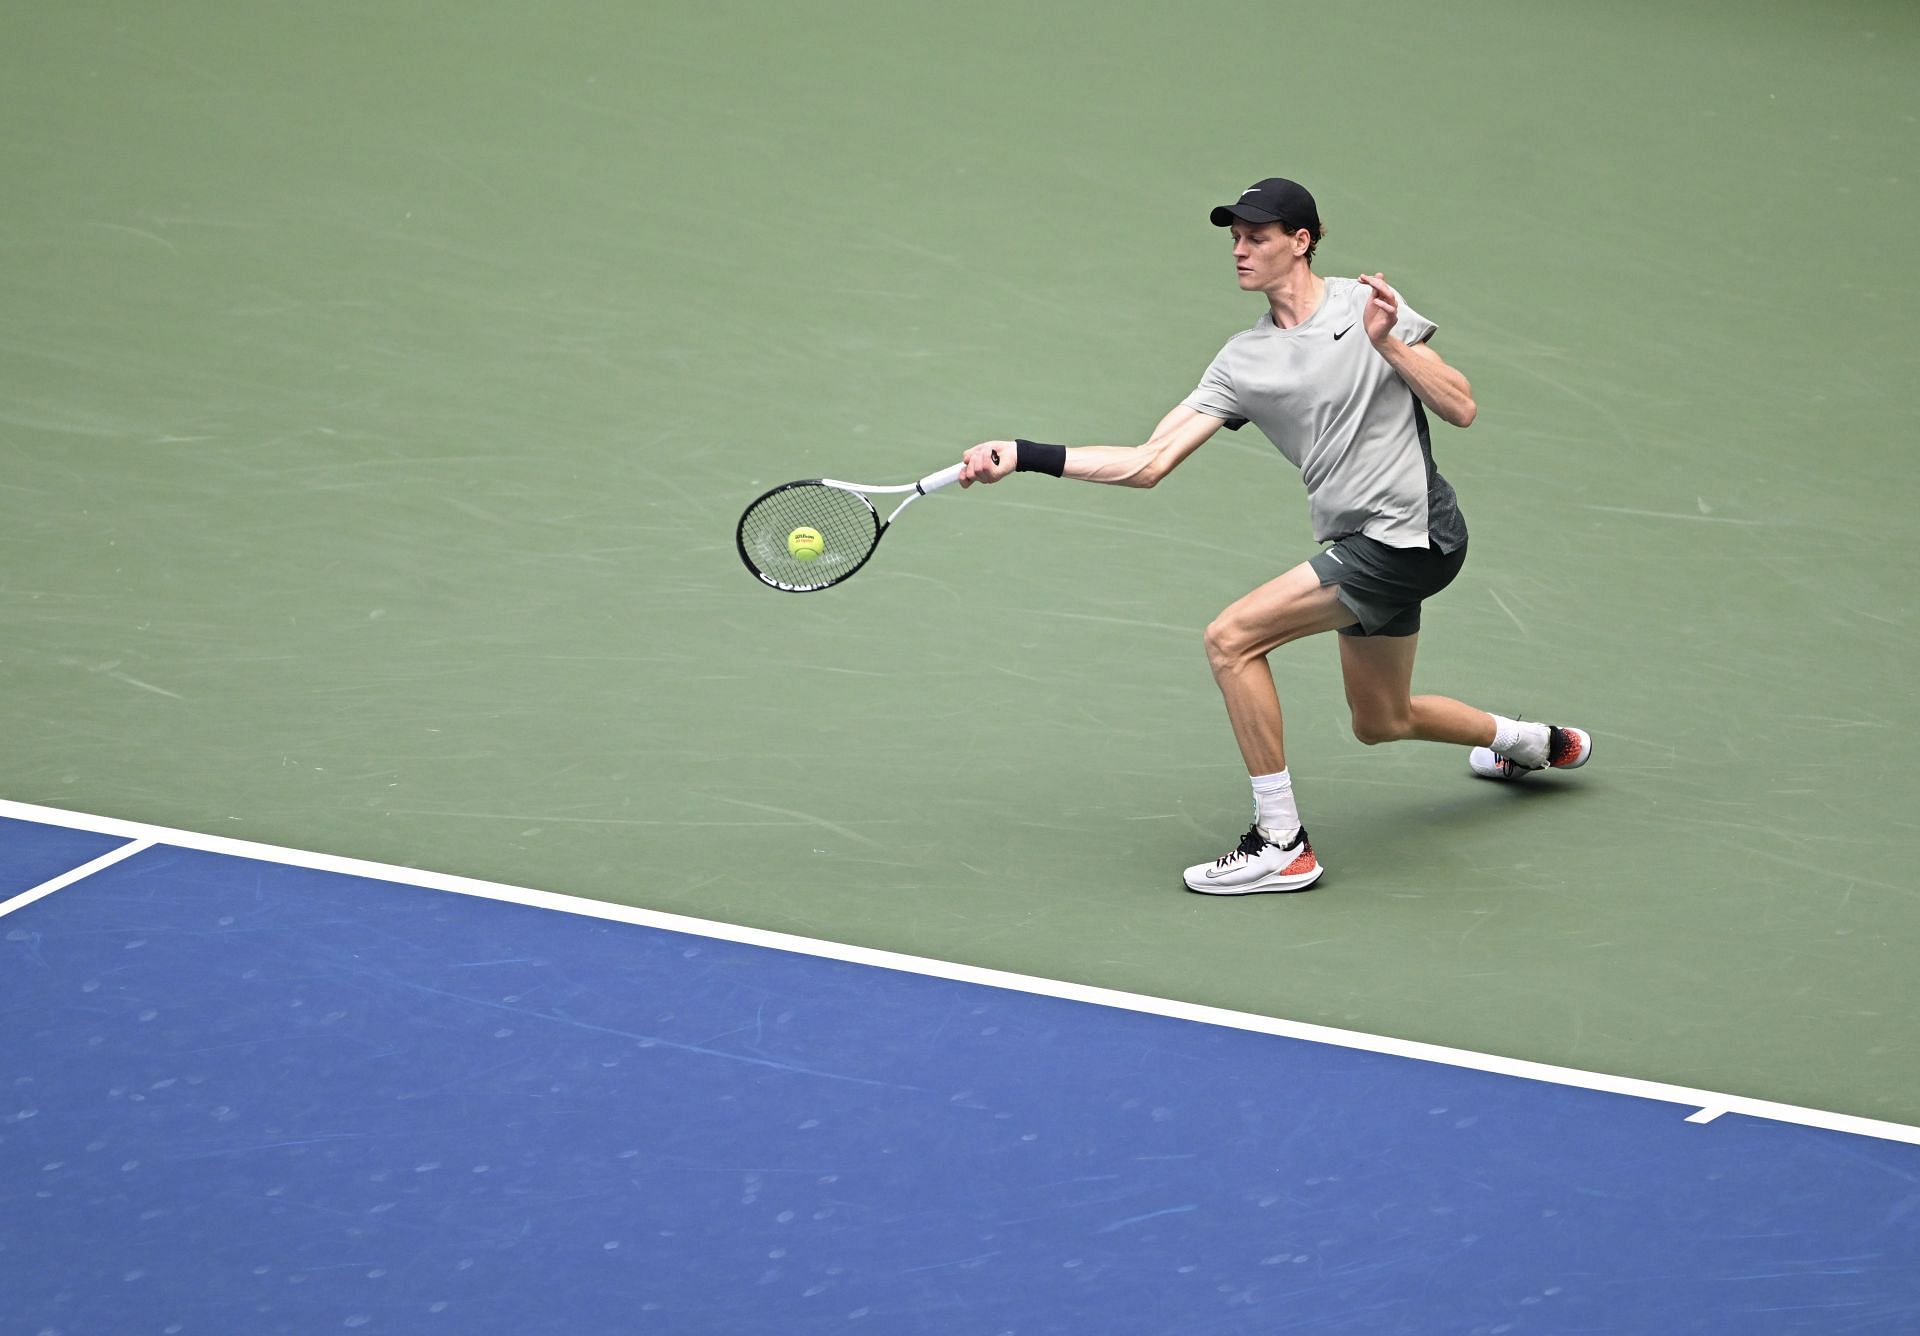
[2,2,1917,1125]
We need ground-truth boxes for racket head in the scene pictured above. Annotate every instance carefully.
[736,480,884,592]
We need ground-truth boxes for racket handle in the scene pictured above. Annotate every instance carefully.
[918,462,966,494]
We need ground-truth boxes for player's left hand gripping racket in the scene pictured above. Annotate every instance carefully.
[735,455,988,592]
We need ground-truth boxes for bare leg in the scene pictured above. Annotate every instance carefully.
[1203,563,1357,774]
[1336,632,1499,746]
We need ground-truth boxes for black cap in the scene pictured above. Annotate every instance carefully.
[1209,178,1321,235]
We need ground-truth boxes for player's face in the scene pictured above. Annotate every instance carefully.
[1229,221,1309,291]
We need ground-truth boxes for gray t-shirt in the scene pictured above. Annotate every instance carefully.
[1183,277,1466,552]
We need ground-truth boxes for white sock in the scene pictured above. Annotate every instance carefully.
[1489,715,1550,768]
[1250,769,1300,841]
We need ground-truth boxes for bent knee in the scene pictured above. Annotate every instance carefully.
[1203,616,1247,671]
[1351,713,1414,745]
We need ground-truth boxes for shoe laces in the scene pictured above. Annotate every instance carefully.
[1214,825,1269,868]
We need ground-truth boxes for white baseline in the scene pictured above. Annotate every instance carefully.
[1,797,1913,1148]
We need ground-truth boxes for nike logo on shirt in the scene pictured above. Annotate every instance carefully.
[1333,324,1355,340]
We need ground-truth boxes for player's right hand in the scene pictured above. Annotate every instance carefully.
[959,440,1017,487]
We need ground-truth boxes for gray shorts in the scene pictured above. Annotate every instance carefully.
[1308,533,1467,637]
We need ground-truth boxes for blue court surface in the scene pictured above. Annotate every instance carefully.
[4,804,1918,1335]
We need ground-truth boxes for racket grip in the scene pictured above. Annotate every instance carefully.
[918,462,966,494]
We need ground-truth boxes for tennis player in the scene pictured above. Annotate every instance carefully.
[958,177,1590,894]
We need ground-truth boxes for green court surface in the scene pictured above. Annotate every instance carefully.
[4,2,1917,1125]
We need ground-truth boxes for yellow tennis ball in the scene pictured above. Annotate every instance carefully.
[787,526,825,562]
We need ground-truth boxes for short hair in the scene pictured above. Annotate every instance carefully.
[1285,221,1324,265]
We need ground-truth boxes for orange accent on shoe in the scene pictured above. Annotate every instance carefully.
[1548,728,1587,768]
[1282,844,1317,876]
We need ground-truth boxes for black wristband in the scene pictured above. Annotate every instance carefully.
[1013,439,1067,477]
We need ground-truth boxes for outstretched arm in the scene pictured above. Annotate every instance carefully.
[958,405,1226,489]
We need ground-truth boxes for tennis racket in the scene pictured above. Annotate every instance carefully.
[735,454,989,592]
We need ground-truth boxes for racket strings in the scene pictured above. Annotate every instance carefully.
[739,483,880,590]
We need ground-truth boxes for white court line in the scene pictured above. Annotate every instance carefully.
[0,838,155,919]
[3,796,1917,1148]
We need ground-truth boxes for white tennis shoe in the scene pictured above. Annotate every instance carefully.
[1469,725,1593,780]
[1183,825,1323,895]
